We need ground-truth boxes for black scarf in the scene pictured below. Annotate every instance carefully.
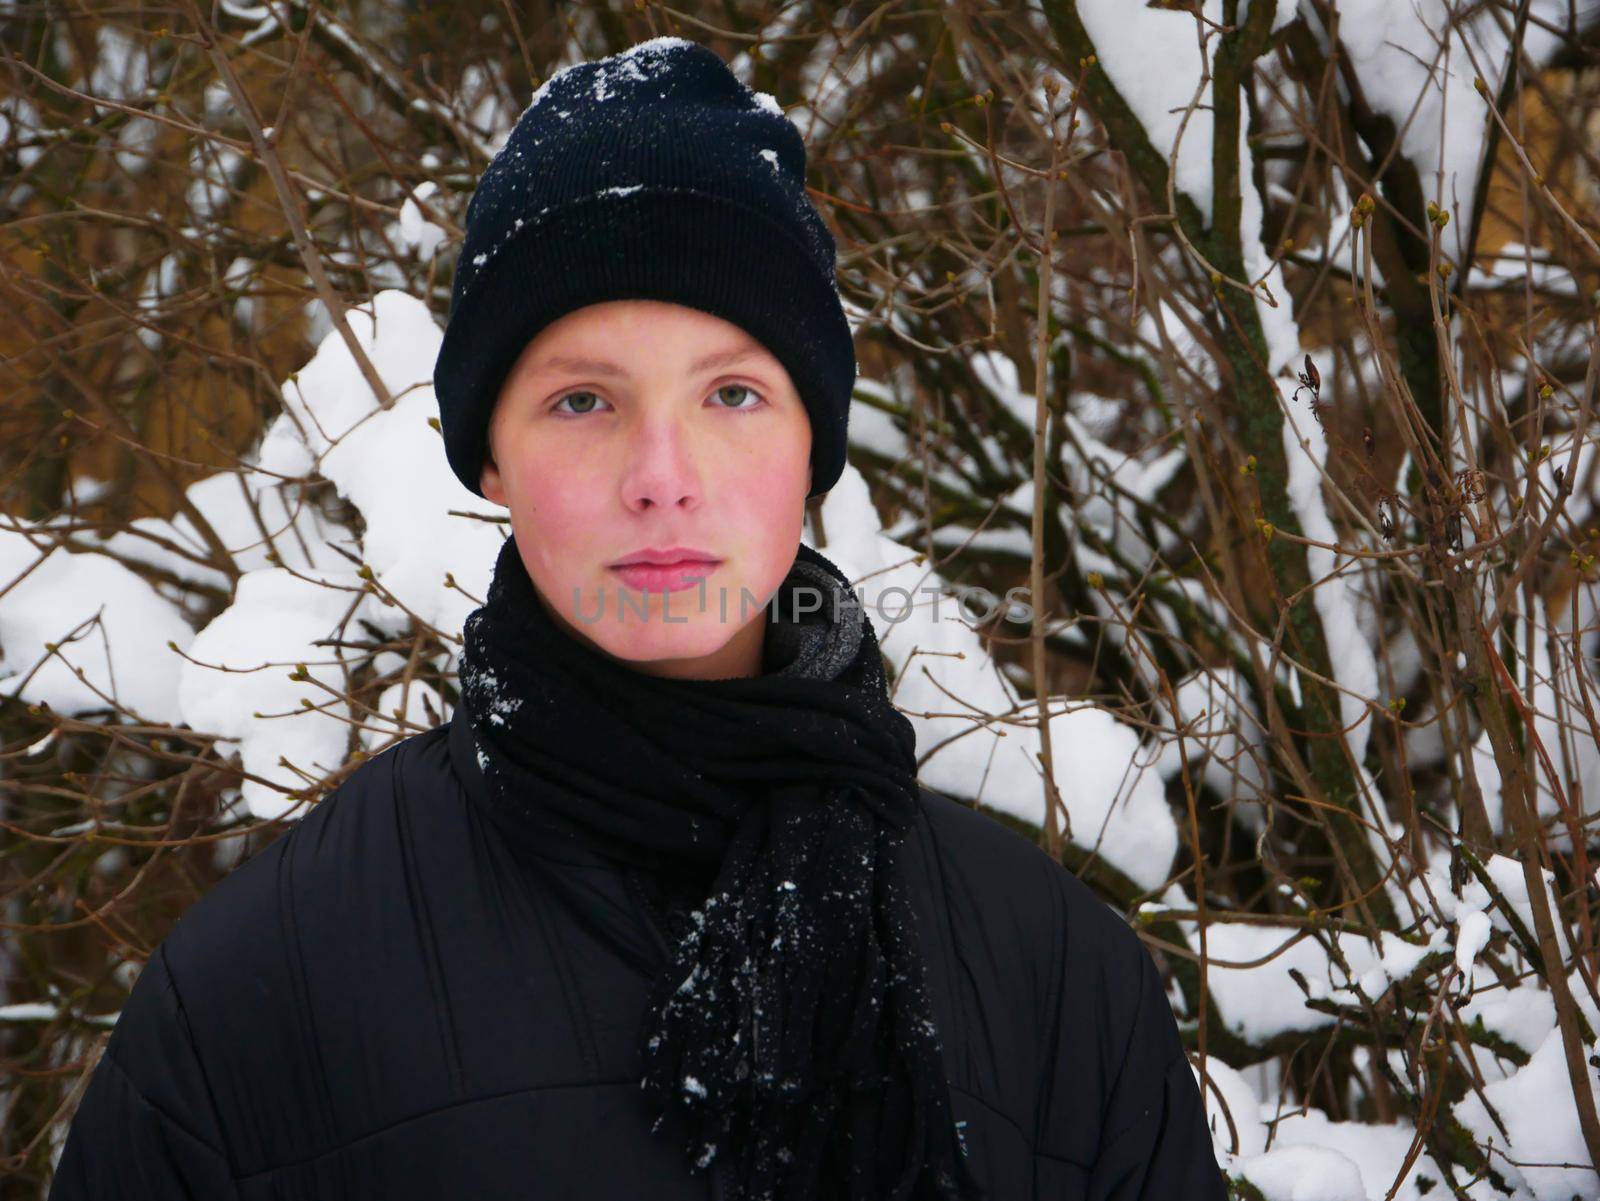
[457,535,984,1201]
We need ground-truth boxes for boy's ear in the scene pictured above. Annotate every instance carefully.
[480,450,506,506]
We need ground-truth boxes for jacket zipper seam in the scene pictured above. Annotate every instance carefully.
[624,866,676,962]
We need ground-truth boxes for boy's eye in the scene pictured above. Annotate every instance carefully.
[552,390,609,415]
[711,384,764,410]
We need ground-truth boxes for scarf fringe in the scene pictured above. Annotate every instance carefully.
[636,788,985,1201]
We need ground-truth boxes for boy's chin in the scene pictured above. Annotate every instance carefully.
[549,589,721,636]
[584,620,760,679]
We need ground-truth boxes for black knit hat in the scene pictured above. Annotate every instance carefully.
[432,36,856,502]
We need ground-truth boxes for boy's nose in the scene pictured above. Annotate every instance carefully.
[619,415,703,511]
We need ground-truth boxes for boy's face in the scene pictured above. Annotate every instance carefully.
[480,299,814,680]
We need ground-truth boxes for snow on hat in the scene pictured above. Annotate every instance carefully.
[432,35,857,501]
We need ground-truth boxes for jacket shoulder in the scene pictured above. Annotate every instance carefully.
[160,726,449,982]
[926,784,1221,1191]
[134,726,461,1172]
[910,785,1176,1164]
[912,783,1144,970]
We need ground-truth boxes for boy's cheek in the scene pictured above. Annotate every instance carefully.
[717,441,810,501]
[501,444,590,514]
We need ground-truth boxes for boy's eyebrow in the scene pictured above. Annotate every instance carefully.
[688,345,765,373]
[535,345,764,378]
[536,354,629,378]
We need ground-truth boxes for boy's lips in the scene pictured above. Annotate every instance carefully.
[607,558,721,594]
[607,545,720,567]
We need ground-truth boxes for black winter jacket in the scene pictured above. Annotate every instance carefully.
[49,705,1229,1200]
